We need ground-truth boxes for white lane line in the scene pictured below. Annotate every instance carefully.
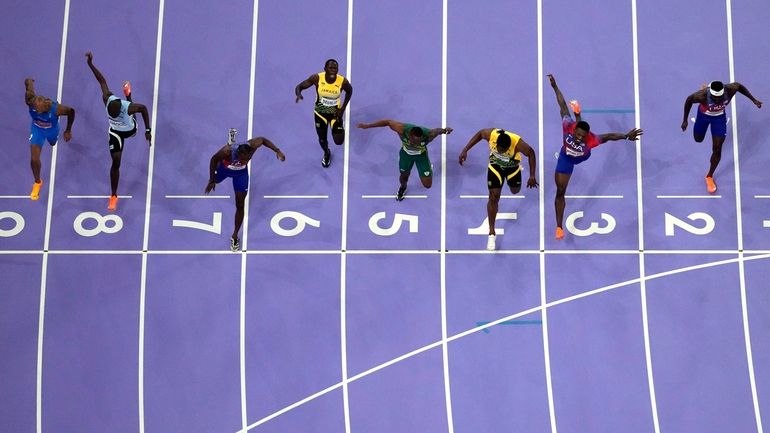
[536,0,557,431]
[262,195,329,199]
[565,195,623,199]
[138,1,166,432]
[361,195,428,199]
[0,196,32,199]
[656,195,722,199]
[239,0,261,431]
[753,195,770,199]
[37,2,71,432]
[67,195,133,199]
[165,195,230,199]
[6,248,761,256]
[631,0,660,429]
[340,0,354,431]
[440,1,455,431]
[725,0,763,430]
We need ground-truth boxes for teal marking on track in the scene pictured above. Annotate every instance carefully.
[476,320,543,333]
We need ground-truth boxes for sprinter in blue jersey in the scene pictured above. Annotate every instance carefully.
[25,78,75,200]
[681,80,762,193]
[86,52,152,211]
[205,129,285,251]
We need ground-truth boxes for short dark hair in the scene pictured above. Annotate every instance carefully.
[325,59,338,68]
[576,121,591,132]
[236,143,252,155]
[409,127,424,138]
[496,130,511,151]
[710,81,724,92]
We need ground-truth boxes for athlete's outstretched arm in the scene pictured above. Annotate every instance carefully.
[598,128,643,144]
[24,78,36,105]
[205,146,229,193]
[85,52,112,104]
[547,74,570,118]
[729,82,762,108]
[295,74,319,103]
[357,119,405,135]
[338,79,353,118]
[249,137,285,161]
[458,128,492,165]
[127,103,152,143]
[516,138,539,188]
[427,127,453,142]
[56,104,76,142]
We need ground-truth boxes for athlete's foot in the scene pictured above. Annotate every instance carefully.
[107,195,119,211]
[230,236,241,252]
[321,151,331,168]
[122,81,132,98]
[396,186,407,201]
[486,234,496,251]
[30,180,43,201]
[555,227,565,240]
[705,176,717,194]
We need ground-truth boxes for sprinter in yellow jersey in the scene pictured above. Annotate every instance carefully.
[459,128,538,250]
[358,119,452,200]
[295,59,353,167]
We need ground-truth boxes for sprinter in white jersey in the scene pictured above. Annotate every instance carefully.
[86,51,152,211]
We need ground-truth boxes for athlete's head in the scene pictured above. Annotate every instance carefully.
[574,121,591,143]
[32,95,49,113]
[324,59,339,76]
[408,127,425,146]
[709,80,725,101]
[236,143,253,161]
[495,130,512,152]
[107,98,122,118]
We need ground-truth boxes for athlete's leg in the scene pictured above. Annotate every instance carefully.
[233,190,247,241]
[414,153,433,188]
[693,134,706,143]
[507,170,522,195]
[554,171,572,231]
[707,135,725,177]
[487,188,502,235]
[110,150,122,196]
[706,116,728,178]
[331,116,345,145]
[314,112,331,166]
[30,144,42,183]
[399,171,410,189]
[692,111,708,143]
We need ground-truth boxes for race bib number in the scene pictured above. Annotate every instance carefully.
[320,96,338,107]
